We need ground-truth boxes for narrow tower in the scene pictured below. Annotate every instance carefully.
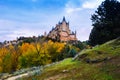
[62,16,66,22]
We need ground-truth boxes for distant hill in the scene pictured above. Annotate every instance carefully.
[21,37,120,80]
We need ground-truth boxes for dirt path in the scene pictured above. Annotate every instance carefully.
[1,62,60,80]
[6,73,29,80]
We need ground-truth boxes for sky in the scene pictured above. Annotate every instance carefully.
[0,0,119,42]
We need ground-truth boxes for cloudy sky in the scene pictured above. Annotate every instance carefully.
[0,0,118,42]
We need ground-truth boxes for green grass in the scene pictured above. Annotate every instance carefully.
[21,58,119,80]
[20,38,120,80]
[76,38,120,61]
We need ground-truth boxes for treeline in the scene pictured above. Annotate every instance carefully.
[0,40,86,73]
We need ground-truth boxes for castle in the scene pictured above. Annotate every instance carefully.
[47,17,77,42]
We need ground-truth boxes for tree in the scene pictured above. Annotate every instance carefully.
[46,40,65,62]
[89,0,120,46]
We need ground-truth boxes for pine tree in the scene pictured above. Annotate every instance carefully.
[89,0,120,46]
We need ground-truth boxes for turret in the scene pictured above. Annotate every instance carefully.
[62,16,66,22]
[58,21,61,24]
[75,30,77,37]
[52,26,54,30]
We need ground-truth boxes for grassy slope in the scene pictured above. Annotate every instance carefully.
[76,37,120,62]
[21,38,120,80]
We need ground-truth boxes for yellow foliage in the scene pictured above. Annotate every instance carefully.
[20,43,35,55]
[0,40,66,72]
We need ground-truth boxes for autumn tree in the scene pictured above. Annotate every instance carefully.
[18,42,51,68]
[45,40,65,62]
[0,47,11,72]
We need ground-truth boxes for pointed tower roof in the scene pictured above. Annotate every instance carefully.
[58,21,61,24]
[62,16,66,22]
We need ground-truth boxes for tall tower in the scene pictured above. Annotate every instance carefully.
[63,16,66,22]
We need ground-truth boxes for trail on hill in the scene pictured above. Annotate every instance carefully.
[2,62,60,80]
[6,73,29,80]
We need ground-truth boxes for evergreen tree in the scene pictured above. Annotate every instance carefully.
[89,0,120,46]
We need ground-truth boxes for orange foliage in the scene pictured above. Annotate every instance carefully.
[0,40,67,72]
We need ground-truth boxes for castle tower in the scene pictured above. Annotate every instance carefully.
[75,30,77,37]
[63,16,66,22]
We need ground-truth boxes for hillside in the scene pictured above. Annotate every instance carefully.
[19,38,120,80]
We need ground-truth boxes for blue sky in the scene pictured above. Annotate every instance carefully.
[1,0,118,42]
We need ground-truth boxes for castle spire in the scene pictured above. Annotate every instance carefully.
[63,16,66,22]
[75,30,77,37]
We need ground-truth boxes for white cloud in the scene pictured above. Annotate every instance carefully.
[82,0,103,9]
[65,0,82,14]
[7,29,44,39]
[0,19,49,42]
[65,7,82,14]
[65,0,102,15]
[65,0,103,14]
[0,29,45,42]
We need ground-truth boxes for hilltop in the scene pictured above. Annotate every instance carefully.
[21,37,120,80]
